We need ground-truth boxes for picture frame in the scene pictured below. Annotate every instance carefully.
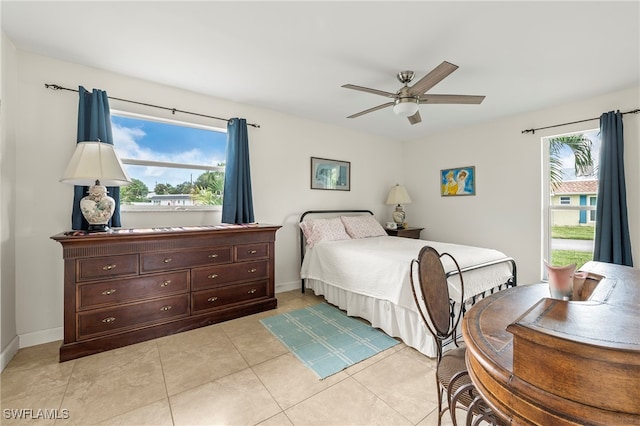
[441,166,476,196]
[310,157,350,191]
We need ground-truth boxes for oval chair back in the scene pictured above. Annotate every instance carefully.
[410,246,465,360]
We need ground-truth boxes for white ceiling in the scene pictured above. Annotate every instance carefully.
[2,1,639,141]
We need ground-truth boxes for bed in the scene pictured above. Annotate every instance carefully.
[299,210,516,358]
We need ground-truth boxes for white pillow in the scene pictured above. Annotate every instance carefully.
[299,218,351,247]
[340,215,387,239]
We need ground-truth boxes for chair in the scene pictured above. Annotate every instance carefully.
[410,246,499,426]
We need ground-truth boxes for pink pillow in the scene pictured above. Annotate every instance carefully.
[299,218,351,247]
[340,215,386,239]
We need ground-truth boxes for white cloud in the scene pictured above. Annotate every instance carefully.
[112,123,223,189]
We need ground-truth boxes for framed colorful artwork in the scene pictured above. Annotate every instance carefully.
[441,166,476,196]
[311,157,350,191]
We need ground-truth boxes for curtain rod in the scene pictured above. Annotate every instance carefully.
[44,83,260,128]
[521,108,639,134]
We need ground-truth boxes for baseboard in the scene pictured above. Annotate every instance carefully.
[276,280,302,293]
[19,327,63,349]
[0,335,19,372]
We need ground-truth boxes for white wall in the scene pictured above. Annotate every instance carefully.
[7,46,640,354]
[1,31,19,369]
[12,50,402,347]
[403,86,640,285]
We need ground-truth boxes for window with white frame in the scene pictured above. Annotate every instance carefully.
[543,129,600,272]
[111,111,227,210]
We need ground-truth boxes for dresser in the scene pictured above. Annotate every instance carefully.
[51,225,280,362]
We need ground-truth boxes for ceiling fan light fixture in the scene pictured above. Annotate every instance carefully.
[393,98,419,117]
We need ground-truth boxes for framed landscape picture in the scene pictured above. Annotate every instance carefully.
[441,166,475,196]
[311,157,350,191]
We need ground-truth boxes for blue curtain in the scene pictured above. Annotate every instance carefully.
[222,118,255,224]
[71,86,121,230]
[593,110,633,266]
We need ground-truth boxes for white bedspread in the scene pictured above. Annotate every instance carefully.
[300,236,513,310]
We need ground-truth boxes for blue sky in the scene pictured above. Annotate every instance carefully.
[555,128,600,180]
[111,114,227,190]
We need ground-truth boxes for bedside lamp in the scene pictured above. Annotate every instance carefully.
[60,141,131,232]
[386,184,412,228]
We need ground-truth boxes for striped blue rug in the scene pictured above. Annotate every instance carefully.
[260,303,399,379]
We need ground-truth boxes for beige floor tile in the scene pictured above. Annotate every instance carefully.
[256,411,293,426]
[352,346,438,424]
[220,311,279,340]
[343,342,405,376]
[0,357,74,403]
[0,289,451,426]
[158,332,248,396]
[156,322,225,349]
[218,292,321,340]
[417,407,467,426]
[60,341,166,425]
[252,352,348,410]
[285,377,412,425]
[170,368,281,425]
[0,385,67,425]
[3,341,62,372]
[94,398,173,426]
[228,326,288,366]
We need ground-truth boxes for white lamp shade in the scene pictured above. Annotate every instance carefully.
[386,184,412,205]
[60,142,131,186]
[393,99,419,117]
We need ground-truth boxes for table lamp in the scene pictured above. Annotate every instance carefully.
[60,141,131,232]
[386,184,412,228]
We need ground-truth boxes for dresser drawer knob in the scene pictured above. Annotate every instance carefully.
[208,253,219,258]
[160,280,171,287]
[163,258,172,264]
[248,249,257,254]
[102,264,117,271]
[248,268,257,273]
[207,297,218,302]
[208,274,218,279]
[160,305,172,312]
[102,317,116,324]
[247,289,257,294]
[101,289,117,296]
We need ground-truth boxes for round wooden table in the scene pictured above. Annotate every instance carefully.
[462,261,640,426]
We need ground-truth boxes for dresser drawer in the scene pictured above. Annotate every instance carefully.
[140,246,232,273]
[191,260,268,291]
[77,254,139,282]
[77,294,189,340]
[78,270,189,310]
[192,280,268,313]
[235,243,269,262]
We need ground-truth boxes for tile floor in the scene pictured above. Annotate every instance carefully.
[1,290,465,425]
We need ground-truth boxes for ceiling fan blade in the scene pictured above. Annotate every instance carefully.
[342,84,397,98]
[408,61,459,96]
[419,94,485,104]
[347,102,394,118]
[407,111,422,125]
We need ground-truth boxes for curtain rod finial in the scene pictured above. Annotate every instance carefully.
[522,129,535,135]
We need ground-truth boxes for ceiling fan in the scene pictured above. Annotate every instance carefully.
[342,61,485,125]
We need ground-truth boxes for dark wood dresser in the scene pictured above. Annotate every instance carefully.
[52,224,280,362]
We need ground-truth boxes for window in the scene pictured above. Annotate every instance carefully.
[543,129,600,273]
[111,111,227,210]
[589,196,597,222]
